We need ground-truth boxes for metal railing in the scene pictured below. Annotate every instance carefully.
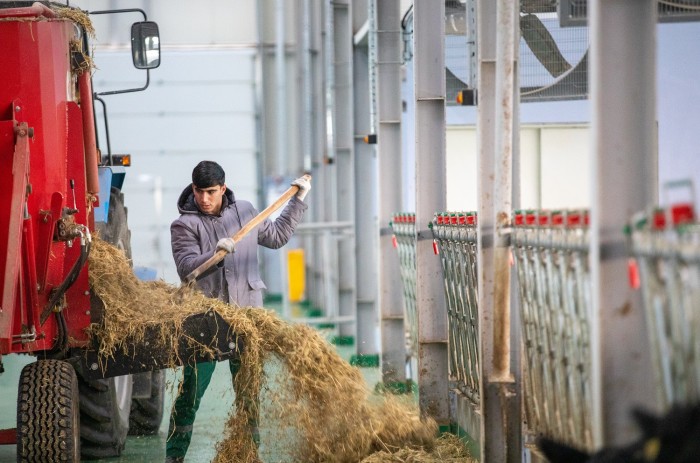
[391,213,418,362]
[291,222,355,327]
[431,212,480,403]
[629,204,700,408]
[512,209,594,451]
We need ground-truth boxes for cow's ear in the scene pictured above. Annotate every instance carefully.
[536,436,590,463]
[632,408,660,436]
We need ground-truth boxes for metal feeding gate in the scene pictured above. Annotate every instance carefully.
[430,212,480,403]
[391,213,419,361]
[511,209,594,451]
[629,202,700,408]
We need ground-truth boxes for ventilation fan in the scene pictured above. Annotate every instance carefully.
[518,0,588,101]
[423,0,700,105]
[440,0,589,103]
[560,0,700,26]
[521,1,572,79]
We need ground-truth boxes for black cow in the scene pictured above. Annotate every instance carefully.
[537,403,700,463]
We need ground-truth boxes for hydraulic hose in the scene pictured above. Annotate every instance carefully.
[40,228,92,326]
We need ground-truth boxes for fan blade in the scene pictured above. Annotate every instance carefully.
[445,0,467,35]
[520,0,557,14]
[520,13,572,78]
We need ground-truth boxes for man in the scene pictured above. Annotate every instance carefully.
[166,160,310,463]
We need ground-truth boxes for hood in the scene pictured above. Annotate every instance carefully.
[177,184,235,216]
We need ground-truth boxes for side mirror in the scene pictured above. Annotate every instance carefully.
[131,21,160,69]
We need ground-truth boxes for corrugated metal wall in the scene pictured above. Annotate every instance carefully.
[76,0,261,283]
[92,50,258,283]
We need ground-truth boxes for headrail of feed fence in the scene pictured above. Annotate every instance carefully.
[390,213,418,370]
[430,211,480,404]
[628,201,700,409]
[511,209,594,451]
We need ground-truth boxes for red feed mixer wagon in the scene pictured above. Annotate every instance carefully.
[0,3,240,461]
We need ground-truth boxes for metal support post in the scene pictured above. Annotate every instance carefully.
[275,0,287,176]
[476,0,521,460]
[353,0,380,359]
[330,0,356,339]
[317,0,341,328]
[375,0,406,382]
[413,0,449,425]
[589,0,658,447]
[306,2,332,314]
[310,0,328,311]
[301,0,314,174]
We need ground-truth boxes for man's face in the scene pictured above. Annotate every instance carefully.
[193,184,226,215]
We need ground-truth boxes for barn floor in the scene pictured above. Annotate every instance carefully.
[0,301,381,463]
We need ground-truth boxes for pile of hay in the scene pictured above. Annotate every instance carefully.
[88,238,469,462]
[360,434,473,462]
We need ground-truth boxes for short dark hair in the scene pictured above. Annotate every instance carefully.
[192,161,225,188]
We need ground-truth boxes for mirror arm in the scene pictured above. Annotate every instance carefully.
[95,69,150,97]
[88,8,156,95]
[88,8,147,21]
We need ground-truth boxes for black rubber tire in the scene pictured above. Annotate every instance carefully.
[16,360,80,463]
[81,188,133,459]
[128,369,166,435]
[78,373,133,460]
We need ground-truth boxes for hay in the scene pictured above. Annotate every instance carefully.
[88,238,451,462]
[361,434,474,462]
[0,5,97,74]
[52,5,95,38]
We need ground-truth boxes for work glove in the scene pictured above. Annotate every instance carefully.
[291,176,311,201]
[216,237,236,254]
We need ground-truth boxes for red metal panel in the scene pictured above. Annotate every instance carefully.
[0,428,16,445]
[0,17,81,354]
[0,4,56,19]
[22,216,40,331]
[36,192,64,292]
[0,123,30,351]
[0,121,14,350]
[63,102,91,345]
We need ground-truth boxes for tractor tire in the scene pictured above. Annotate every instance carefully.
[16,360,80,463]
[78,373,133,459]
[128,369,166,435]
[82,188,133,459]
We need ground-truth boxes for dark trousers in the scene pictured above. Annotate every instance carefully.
[166,359,257,458]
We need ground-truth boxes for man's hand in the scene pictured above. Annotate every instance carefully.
[292,176,311,201]
[216,237,236,254]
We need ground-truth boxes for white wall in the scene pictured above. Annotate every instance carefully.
[445,125,590,212]
[72,0,258,46]
[657,22,700,206]
[64,1,262,283]
[91,49,258,284]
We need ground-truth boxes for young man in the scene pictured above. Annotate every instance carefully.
[166,160,310,463]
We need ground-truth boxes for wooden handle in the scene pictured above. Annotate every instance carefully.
[183,174,311,284]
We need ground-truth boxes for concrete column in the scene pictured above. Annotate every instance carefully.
[353,0,380,359]
[589,0,658,447]
[331,0,357,339]
[376,0,407,383]
[413,0,449,426]
[476,0,521,460]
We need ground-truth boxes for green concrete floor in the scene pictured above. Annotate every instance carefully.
[0,302,381,463]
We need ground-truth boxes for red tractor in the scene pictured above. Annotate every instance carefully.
[0,2,240,461]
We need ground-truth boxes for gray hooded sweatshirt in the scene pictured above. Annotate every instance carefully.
[171,185,308,307]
